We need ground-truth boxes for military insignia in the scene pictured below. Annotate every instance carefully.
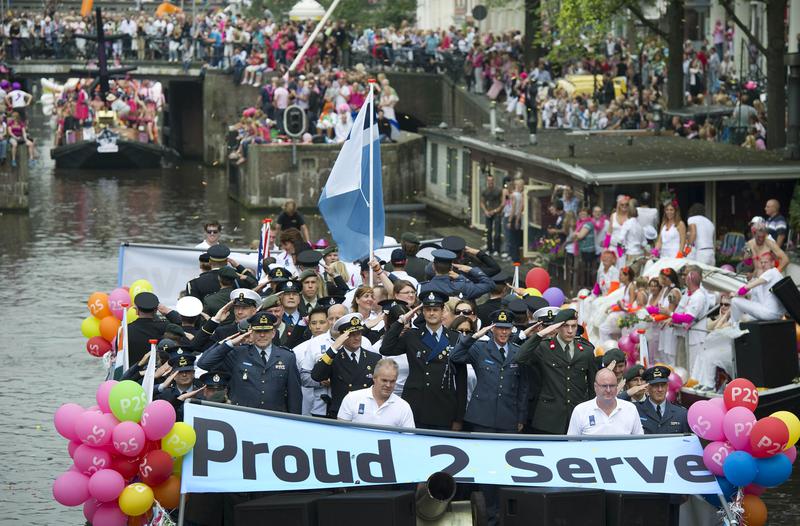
[654,368,663,378]
[242,371,248,380]
[549,340,556,350]
[176,349,184,355]
[366,365,371,370]
[212,374,221,383]
[178,357,188,367]
[577,342,584,352]
[260,315,269,324]
[547,310,554,321]
[498,311,508,322]
[275,269,284,277]
[427,292,435,301]
[286,280,294,288]
[351,317,360,326]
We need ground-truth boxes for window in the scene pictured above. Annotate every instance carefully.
[461,150,471,196]
[446,147,458,197]
[430,143,438,184]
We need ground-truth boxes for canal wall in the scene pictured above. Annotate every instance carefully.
[0,150,29,211]
[228,133,425,210]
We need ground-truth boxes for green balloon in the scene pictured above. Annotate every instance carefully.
[108,380,148,422]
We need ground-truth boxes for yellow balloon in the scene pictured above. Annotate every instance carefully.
[118,483,154,516]
[771,411,800,449]
[125,307,139,323]
[81,315,102,338]
[524,288,542,297]
[161,422,197,457]
[129,279,154,301]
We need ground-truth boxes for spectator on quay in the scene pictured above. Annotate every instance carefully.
[274,199,310,244]
[480,174,503,256]
[7,111,35,167]
[763,199,788,249]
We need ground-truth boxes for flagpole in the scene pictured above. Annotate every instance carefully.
[368,79,375,287]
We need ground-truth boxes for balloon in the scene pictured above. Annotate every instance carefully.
[723,406,757,450]
[112,421,146,457]
[753,454,793,487]
[668,372,683,392]
[129,279,154,301]
[53,470,90,506]
[83,498,102,522]
[720,264,735,272]
[743,483,766,496]
[161,422,197,457]
[68,440,82,458]
[88,469,126,502]
[96,380,118,413]
[542,287,565,307]
[525,267,550,292]
[86,336,112,357]
[74,410,115,447]
[92,502,128,526]
[708,397,728,412]
[139,449,174,486]
[110,456,140,480]
[81,315,102,338]
[99,316,122,343]
[724,378,759,412]
[88,292,111,319]
[750,417,790,458]
[742,494,768,526]
[701,476,737,507]
[687,400,726,441]
[118,483,155,517]
[109,287,132,320]
[628,331,640,344]
[722,450,758,486]
[618,335,635,354]
[108,380,147,422]
[770,411,800,448]
[781,445,797,464]
[523,287,542,297]
[140,400,177,441]
[73,444,112,476]
[665,389,677,403]
[703,441,734,476]
[673,367,689,385]
[152,475,181,509]
[54,403,85,441]
[125,307,139,323]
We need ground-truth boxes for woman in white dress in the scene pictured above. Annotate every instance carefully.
[606,195,631,270]
[653,201,687,259]
[648,268,682,366]
[598,266,637,344]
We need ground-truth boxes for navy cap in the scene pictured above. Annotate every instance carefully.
[296,249,322,267]
[441,236,466,253]
[334,313,366,333]
[168,353,196,372]
[217,266,239,280]
[491,270,511,284]
[624,364,645,382]
[230,288,261,307]
[508,298,528,316]
[524,295,549,313]
[378,298,408,313]
[390,248,407,262]
[277,280,301,294]
[248,312,277,331]
[199,371,231,389]
[533,306,560,323]
[420,289,449,306]
[318,296,345,308]
[431,249,457,263]
[199,252,210,263]
[643,365,671,384]
[490,309,514,328]
[207,244,231,262]
[602,348,626,367]
[134,291,159,311]
[268,267,291,281]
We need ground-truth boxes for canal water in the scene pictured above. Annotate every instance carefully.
[0,126,797,524]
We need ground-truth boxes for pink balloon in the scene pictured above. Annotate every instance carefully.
[108,287,131,320]
[52,470,90,506]
[73,444,112,476]
[743,483,767,496]
[723,406,757,450]
[74,410,115,447]
[703,441,734,476]
[666,389,677,402]
[86,405,102,413]
[88,469,126,502]
[668,372,683,392]
[140,400,177,441]
[687,400,726,441]
[96,380,118,413]
[68,440,82,458]
[92,502,128,526]
[112,421,146,457]
[618,335,634,354]
[54,403,85,441]
[629,331,640,344]
[709,397,728,412]
[83,498,102,522]
[782,445,797,464]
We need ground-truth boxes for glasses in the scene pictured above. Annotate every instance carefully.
[455,309,474,316]
[457,329,474,335]
[595,384,617,390]
[720,303,731,307]
[206,229,219,234]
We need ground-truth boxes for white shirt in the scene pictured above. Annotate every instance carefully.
[752,267,786,315]
[291,338,317,416]
[389,270,419,289]
[621,217,645,256]
[596,265,620,295]
[338,388,415,428]
[688,215,715,251]
[567,398,644,436]
[636,207,659,233]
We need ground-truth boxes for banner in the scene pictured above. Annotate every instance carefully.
[181,402,721,495]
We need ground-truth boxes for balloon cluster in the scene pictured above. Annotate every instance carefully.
[689,378,799,526]
[81,280,153,358]
[52,380,197,525]
[524,268,566,307]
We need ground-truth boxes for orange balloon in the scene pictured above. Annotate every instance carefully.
[88,292,111,319]
[99,315,121,342]
[153,475,181,509]
[742,494,767,526]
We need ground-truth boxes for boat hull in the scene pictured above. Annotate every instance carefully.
[50,140,179,169]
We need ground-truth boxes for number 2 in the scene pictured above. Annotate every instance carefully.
[430,445,475,482]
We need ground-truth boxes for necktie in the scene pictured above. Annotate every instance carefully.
[260,350,268,366]
[351,351,359,366]
[657,404,663,419]
[499,347,506,361]
[305,303,312,313]
[565,343,573,360]
[432,331,439,343]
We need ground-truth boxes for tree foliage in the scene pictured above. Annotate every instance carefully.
[248,0,416,27]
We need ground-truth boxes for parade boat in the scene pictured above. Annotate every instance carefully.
[681,383,800,419]
[47,7,179,170]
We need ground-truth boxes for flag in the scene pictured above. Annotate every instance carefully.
[256,219,271,281]
[142,340,158,403]
[639,331,650,368]
[112,306,131,380]
[318,89,384,262]
[80,0,94,17]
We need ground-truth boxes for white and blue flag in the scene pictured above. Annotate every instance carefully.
[318,89,384,262]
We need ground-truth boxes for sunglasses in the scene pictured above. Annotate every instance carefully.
[457,328,474,335]
[455,309,474,316]
[720,302,731,307]
[206,229,220,234]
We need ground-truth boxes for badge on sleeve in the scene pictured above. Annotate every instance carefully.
[358,403,365,415]
[589,415,596,426]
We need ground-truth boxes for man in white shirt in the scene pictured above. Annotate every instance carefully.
[387,248,419,288]
[567,368,644,435]
[731,252,786,323]
[195,220,222,249]
[338,358,415,428]
[686,203,716,266]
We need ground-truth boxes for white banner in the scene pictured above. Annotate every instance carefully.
[181,402,721,495]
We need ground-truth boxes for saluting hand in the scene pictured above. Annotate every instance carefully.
[399,305,422,325]
[523,321,544,336]
[452,263,472,273]
[626,384,649,398]
[472,323,495,340]
[536,320,564,338]
[155,362,173,379]
[137,351,151,367]
[213,300,234,323]
[331,330,352,351]
[178,386,206,401]
[161,370,179,389]
[230,329,252,345]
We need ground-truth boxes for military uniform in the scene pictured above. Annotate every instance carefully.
[310,314,382,416]
[636,366,690,434]
[185,269,221,300]
[126,292,181,365]
[515,309,597,434]
[196,313,302,413]
[450,310,528,432]
[418,249,494,301]
[155,352,203,421]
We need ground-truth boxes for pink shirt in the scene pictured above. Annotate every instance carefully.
[273,87,289,110]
